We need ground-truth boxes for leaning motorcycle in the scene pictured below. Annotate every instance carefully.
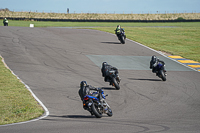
[108,70,120,90]
[83,88,113,118]
[155,62,167,81]
[3,20,8,26]
[115,29,126,44]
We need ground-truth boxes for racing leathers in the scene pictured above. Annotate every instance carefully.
[150,56,166,74]
[3,18,8,26]
[115,26,125,40]
[101,62,119,82]
[79,81,99,101]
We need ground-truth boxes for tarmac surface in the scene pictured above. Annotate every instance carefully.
[0,26,200,133]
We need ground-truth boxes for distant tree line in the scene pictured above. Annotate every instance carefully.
[0,8,10,11]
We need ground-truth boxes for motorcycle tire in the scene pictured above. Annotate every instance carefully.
[91,103,102,118]
[120,36,125,44]
[107,108,113,117]
[160,70,166,81]
[112,78,120,90]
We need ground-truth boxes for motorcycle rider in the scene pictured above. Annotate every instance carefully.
[79,81,112,116]
[115,25,126,40]
[101,62,120,82]
[78,81,100,101]
[3,18,8,26]
[79,81,103,115]
[150,55,167,74]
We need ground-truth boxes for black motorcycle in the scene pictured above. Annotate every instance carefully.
[115,29,126,44]
[83,88,113,118]
[105,70,120,90]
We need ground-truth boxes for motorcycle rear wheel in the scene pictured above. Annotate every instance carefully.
[91,103,102,118]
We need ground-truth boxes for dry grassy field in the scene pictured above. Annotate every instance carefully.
[1,11,200,20]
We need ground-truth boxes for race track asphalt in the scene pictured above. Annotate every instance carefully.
[0,26,200,133]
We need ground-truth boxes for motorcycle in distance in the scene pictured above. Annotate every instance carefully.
[155,62,167,81]
[115,29,126,44]
[3,18,8,26]
[106,70,120,90]
[83,88,113,118]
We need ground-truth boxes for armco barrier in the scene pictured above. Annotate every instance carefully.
[1,17,200,22]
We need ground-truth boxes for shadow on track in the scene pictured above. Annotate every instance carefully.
[101,42,121,44]
[102,87,117,90]
[128,78,161,81]
[43,115,112,120]
[45,115,95,119]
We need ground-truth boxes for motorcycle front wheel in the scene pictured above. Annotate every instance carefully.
[107,108,113,117]
[91,103,103,118]
[120,36,125,44]
[112,78,120,90]
[160,70,166,81]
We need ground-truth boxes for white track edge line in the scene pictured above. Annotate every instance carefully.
[0,55,49,127]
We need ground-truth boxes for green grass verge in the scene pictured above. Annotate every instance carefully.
[0,57,44,125]
[1,20,200,28]
[91,24,200,62]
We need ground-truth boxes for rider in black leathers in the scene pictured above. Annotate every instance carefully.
[150,55,166,74]
[78,81,103,115]
[3,18,8,26]
[78,81,99,101]
[101,62,119,82]
[115,25,126,40]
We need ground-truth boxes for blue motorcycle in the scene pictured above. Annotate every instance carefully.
[155,62,167,81]
[83,88,112,118]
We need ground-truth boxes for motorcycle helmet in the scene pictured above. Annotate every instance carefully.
[102,62,107,67]
[151,55,157,64]
[117,25,121,29]
[80,81,87,88]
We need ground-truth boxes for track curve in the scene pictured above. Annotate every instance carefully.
[0,26,200,133]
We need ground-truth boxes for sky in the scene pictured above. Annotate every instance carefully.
[1,0,200,14]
